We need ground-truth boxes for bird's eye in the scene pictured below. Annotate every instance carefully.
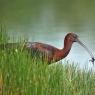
[68,37,71,40]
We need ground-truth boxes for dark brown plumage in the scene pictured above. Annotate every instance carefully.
[24,33,95,64]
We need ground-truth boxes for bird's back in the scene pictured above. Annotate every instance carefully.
[26,42,56,55]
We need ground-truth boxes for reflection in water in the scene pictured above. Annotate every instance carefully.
[0,0,95,69]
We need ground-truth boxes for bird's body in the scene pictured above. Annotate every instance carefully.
[0,33,95,64]
[25,42,66,63]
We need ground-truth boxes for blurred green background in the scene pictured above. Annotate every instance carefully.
[0,0,95,67]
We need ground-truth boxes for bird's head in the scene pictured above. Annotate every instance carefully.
[65,32,95,65]
[65,32,79,43]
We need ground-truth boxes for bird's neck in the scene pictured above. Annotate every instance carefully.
[62,40,73,58]
[53,40,73,62]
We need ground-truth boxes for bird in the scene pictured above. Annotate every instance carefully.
[24,33,95,64]
[0,33,95,64]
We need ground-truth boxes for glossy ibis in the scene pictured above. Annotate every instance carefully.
[0,33,95,64]
[24,33,95,64]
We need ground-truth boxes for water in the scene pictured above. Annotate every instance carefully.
[0,0,95,69]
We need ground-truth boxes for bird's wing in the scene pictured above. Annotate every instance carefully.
[26,42,55,56]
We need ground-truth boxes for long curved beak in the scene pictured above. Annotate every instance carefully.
[76,38,95,65]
